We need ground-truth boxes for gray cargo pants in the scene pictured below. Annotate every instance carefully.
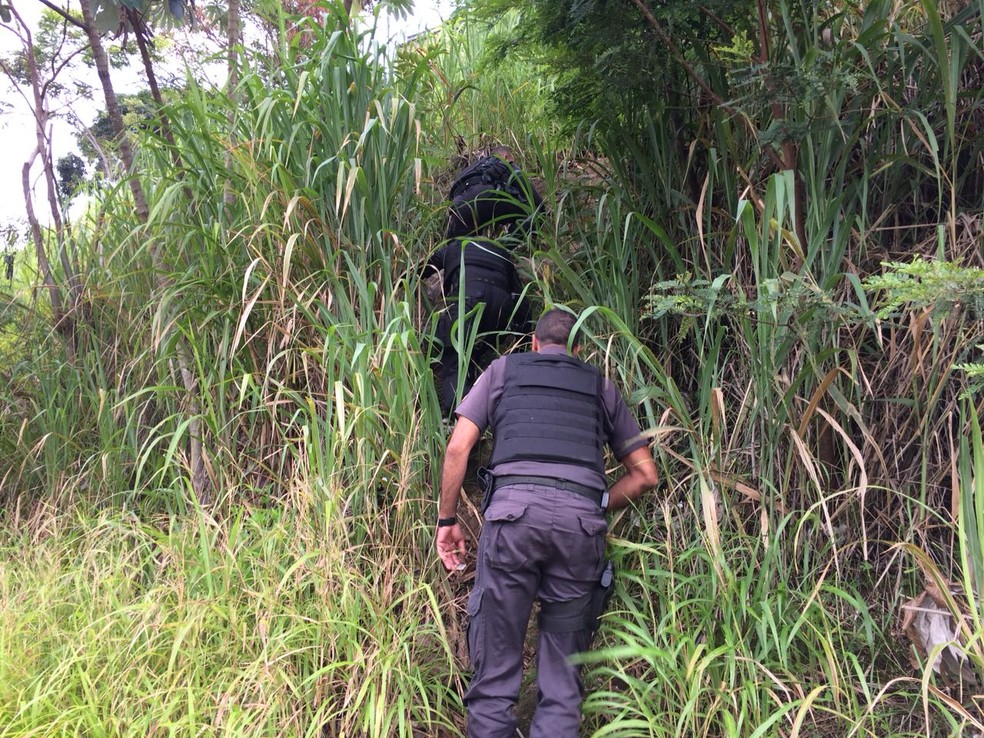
[464,483,608,737]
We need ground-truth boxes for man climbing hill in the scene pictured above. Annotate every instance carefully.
[426,237,530,416]
[434,308,659,736]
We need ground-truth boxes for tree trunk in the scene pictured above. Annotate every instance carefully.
[77,0,210,502]
[23,153,74,361]
[77,0,150,222]
[132,22,177,153]
[2,2,79,358]
[131,16,195,202]
[224,0,241,210]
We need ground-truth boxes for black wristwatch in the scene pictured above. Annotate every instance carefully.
[437,516,457,527]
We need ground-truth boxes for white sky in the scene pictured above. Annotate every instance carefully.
[0,0,454,228]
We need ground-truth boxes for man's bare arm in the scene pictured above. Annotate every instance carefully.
[605,445,659,511]
[435,417,481,571]
[439,417,481,518]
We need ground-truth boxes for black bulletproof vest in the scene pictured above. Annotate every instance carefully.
[489,352,606,475]
[443,240,514,293]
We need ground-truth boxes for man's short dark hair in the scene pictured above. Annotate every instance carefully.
[535,308,578,347]
[490,145,515,162]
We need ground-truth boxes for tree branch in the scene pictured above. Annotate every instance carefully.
[696,4,733,38]
[33,0,86,30]
[626,0,724,107]
[626,0,787,193]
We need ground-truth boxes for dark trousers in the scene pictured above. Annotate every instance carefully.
[446,184,532,239]
[436,280,521,416]
[465,484,607,737]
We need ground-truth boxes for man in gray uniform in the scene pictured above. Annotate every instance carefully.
[434,308,659,737]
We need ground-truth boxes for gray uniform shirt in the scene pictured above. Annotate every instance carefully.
[455,345,648,490]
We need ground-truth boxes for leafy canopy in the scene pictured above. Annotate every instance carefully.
[469,0,751,137]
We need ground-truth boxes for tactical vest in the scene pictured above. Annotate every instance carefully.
[489,352,607,475]
[443,239,515,293]
[448,156,521,201]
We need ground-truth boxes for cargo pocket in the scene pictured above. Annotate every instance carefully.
[484,502,530,571]
[485,502,529,524]
[466,586,485,668]
[578,514,608,562]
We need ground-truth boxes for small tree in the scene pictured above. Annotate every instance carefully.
[56,152,86,201]
[0,1,89,358]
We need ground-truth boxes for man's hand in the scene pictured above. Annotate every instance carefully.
[436,523,467,571]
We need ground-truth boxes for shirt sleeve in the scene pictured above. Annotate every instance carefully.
[602,377,647,460]
[453,356,507,433]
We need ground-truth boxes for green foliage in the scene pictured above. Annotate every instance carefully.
[956,347,984,398]
[90,0,192,34]
[576,508,913,735]
[1,0,983,734]
[863,257,984,320]
[470,0,745,140]
[406,7,559,154]
[644,270,847,326]
[79,91,163,167]
[713,28,755,62]
[865,258,984,398]
[0,502,459,736]
[56,153,87,201]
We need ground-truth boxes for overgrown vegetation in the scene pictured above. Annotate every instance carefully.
[0,0,982,735]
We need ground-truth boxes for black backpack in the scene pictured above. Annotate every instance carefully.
[448,156,520,201]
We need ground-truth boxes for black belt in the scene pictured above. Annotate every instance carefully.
[492,474,604,503]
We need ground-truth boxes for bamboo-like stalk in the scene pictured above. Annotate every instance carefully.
[76,0,209,501]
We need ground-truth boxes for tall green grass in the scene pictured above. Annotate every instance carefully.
[0,499,458,736]
[0,8,459,733]
[0,0,982,734]
[578,509,901,737]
